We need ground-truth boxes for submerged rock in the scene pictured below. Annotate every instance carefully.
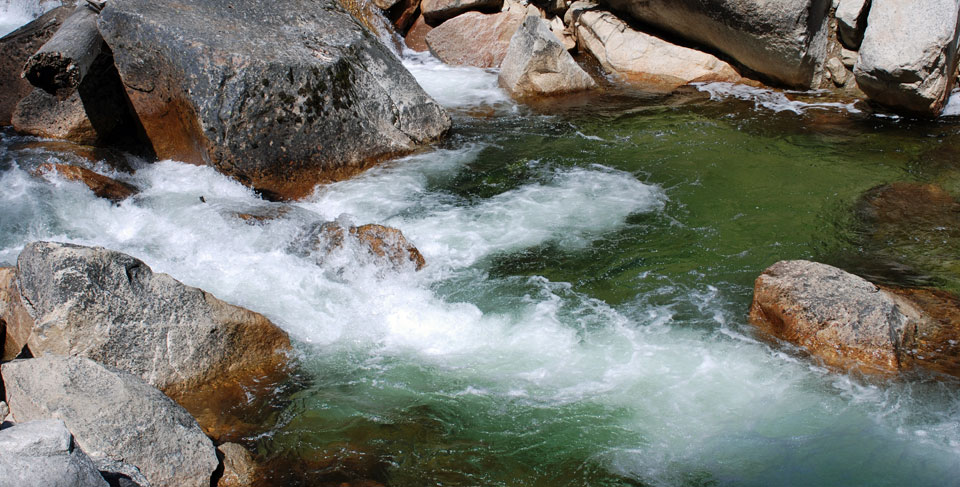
[15,241,292,408]
[0,268,33,362]
[2,355,218,487]
[35,163,138,203]
[0,6,71,126]
[599,0,831,88]
[854,0,960,115]
[294,221,426,271]
[574,9,741,92]
[97,0,450,201]
[0,419,108,487]
[498,16,595,97]
[425,10,524,67]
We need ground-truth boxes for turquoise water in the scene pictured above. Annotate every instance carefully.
[2,52,960,486]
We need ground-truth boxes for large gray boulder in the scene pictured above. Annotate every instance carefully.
[97,0,450,201]
[0,419,108,487]
[2,355,218,487]
[15,241,291,407]
[599,0,832,88]
[854,0,960,115]
[574,9,741,92]
[498,16,595,97]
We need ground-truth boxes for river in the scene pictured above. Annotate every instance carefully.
[2,26,960,486]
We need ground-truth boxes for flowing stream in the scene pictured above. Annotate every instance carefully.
[2,37,960,485]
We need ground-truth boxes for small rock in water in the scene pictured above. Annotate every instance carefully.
[35,163,138,203]
[293,221,426,271]
[216,442,258,487]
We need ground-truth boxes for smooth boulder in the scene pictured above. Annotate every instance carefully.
[16,241,291,405]
[575,9,741,91]
[2,355,218,487]
[97,0,450,201]
[599,0,831,88]
[854,0,960,115]
[0,268,33,362]
[749,260,917,373]
[425,11,525,67]
[498,16,595,97]
[0,419,108,487]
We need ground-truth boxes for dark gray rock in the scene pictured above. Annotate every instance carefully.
[599,0,832,88]
[97,0,450,201]
[2,355,218,487]
[0,419,108,487]
[854,0,960,115]
[15,241,292,407]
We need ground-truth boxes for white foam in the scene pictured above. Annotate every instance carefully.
[941,89,960,117]
[402,49,514,109]
[693,82,861,115]
[0,0,59,37]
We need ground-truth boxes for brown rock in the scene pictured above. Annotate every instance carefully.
[11,140,134,173]
[13,89,99,144]
[749,260,916,374]
[425,11,524,68]
[0,267,34,362]
[216,443,258,487]
[388,0,420,33]
[883,286,960,377]
[421,0,503,25]
[0,6,72,126]
[404,15,433,51]
[575,9,741,92]
[35,163,138,203]
[299,222,426,271]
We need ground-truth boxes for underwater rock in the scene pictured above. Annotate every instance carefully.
[294,222,426,271]
[35,163,138,203]
[0,419,109,487]
[97,0,450,201]
[599,0,831,88]
[426,10,525,67]
[2,355,218,487]
[0,267,33,362]
[15,241,292,410]
[574,9,741,92]
[498,15,595,97]
[854,0,960,115]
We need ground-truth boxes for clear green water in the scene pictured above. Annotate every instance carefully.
[3,77,960,486]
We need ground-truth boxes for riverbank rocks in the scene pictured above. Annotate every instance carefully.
[836,0,870,50]
[0,6,71,126]
[0,419,108,487]
[0,268,33,362]
[600,0,831,88]
[97,0,450,201]
[422,0,504,25]
[574,9,741,92]
[499,16,595,97]
[405,15,434,51]
[2,355,219,487]
[15,241,292,406]
[35,163,138,203]
[425,11,524,67]
[854,0,960,115]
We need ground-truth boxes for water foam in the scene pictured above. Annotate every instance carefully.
[402,49,513,110]
[693,82,862,115]
[0,0,59,37]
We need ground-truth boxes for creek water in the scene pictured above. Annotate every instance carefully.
[3,22,960,485]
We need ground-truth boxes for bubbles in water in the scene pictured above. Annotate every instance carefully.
[693,82,861,115]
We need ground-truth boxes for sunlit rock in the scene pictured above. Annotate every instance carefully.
[854,0,960,115]
[498,16,595,98]
[574,9,741,92]
[425,10,525,68]
[2,355,218,487]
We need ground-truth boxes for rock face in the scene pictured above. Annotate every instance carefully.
[421,0,504,25]
[2,355,218,487]
[600,0,831,88]
[854,0,960,115]
[498,16,595,97]
[97,0,450,201]
[575,9,741,91]
[0,419,108,487]
[12,89,100,144]
[0,6,71,126]
[0,268,33,362]
[425,11,525,67]
[836,0,871,49]
[15,241,291,405]
[749,260,917,373]
[35,163,138,203]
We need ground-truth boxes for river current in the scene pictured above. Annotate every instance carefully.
[3,14,960,485]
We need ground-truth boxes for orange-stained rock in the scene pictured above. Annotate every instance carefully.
[425,10,524,68]
[404,15,433,52]
[0,267,34,362]
[36,163,138,203]
[389,0,420,33]
[311,222,426,271]
[883,286,960,377]
[216,442,258,487]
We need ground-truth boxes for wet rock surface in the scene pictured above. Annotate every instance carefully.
[97,0,450,201]
[294,222,426,271]
[35,163,138,203]
[2,356,218,487]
